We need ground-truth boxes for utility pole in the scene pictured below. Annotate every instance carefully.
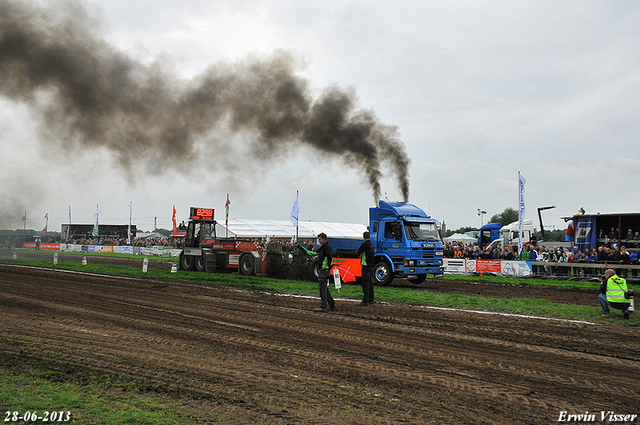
[477,208,487,226]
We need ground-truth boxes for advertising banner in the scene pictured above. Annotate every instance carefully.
[476,260,502,273]
[501,261,532,276]
[114,246,134,255]
[22,242,60,250]
[443,258,466,273]
[61,244,83,252]
[574,217,596,252]
[444,259,532,276]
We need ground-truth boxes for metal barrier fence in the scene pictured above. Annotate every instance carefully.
[529,261,640,279]
[444,258,640,281]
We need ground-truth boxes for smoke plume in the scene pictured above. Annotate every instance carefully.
[0,0,410,203]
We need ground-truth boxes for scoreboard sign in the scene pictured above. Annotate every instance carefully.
[190,207,215,221]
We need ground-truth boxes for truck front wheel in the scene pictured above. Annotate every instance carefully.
[407,274,427,284]
[373,261,393,286]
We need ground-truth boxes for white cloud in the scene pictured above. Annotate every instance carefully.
[2,0,640,233]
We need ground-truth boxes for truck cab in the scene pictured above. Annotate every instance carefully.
[369,201,444,284]
[484,219,533,251]
[325,201,444,286]
[478,222,503,248]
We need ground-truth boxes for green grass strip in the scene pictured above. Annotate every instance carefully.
[0,367,212,424]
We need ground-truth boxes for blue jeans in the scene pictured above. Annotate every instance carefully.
[599,293,610,314]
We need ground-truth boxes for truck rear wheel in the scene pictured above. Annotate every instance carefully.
[373,261,393,286]
[180,254,195,271]
[239,253,255,276]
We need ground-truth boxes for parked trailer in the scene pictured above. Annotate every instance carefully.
[571,212,640,253]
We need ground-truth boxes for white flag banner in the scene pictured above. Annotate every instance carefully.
[518,172,526,254]
[127,202,132,244]
[92,205,100,236]
[290,191,299,227]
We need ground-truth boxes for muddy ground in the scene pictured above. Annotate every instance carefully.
[1,251,640,424]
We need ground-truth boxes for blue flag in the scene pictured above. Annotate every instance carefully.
[290,191,299,227]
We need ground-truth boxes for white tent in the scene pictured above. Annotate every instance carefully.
[444,233,477,244]
[225,219,367,239]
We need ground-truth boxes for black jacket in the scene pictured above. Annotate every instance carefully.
[357,239,375,267]
[317,241,333,270]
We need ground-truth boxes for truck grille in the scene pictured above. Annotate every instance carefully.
[412,248,435,259]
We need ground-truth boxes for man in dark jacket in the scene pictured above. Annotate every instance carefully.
[357,231,375,306]
[310,233,337,312]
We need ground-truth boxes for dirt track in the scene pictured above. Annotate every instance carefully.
[2,261,640,424]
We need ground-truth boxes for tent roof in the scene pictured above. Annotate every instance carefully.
[444,233,477,243]
[225,219,367,239]
[137,231,168,239]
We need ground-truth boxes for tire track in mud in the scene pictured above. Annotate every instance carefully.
[112,293,640,409]
[2,265,640,423]
[3,283,637,414]
[1,296,568,412]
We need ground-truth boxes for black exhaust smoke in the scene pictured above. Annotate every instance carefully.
[0,0,410,203]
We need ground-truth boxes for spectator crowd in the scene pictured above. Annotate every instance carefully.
[64,235,186,249]
[443,241,638,264]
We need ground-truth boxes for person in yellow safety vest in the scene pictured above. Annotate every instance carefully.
[599,268,632,319]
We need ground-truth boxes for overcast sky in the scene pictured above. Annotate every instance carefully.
[1,0,639,234]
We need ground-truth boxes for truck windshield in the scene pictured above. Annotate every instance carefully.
[404,221,440,241]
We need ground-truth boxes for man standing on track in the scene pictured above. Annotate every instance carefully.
[311,233,337,312]
[357,231,375,306]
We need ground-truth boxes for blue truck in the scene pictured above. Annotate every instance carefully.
[478,222,503,248]
[313,201,444,285]
[477,220,534,250]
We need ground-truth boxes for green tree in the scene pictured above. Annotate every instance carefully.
[489,207,519,226]
[442,227,478,238]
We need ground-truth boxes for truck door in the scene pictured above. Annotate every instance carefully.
[380,221,403,254]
